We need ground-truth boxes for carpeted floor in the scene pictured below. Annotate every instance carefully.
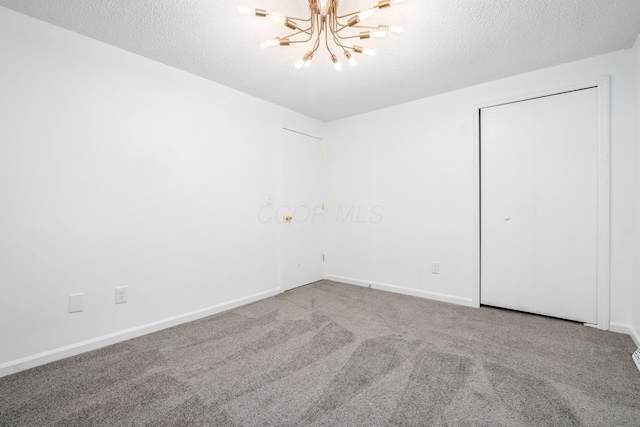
[1,280,639,426]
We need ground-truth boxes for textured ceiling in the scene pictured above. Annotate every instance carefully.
[1,1,640,122]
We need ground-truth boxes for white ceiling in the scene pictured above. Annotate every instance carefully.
[1,1,640,122]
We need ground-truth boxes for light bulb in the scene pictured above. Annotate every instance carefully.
[344,51,357,67]
[319,0,330,16]
[330,54,342,72]
[299,52,313,69]
[371,30,387,38]
[238,5,254,15]
[363,48,377,56]
[359,9,375,21]
[260,39,279,49]
[267,14,286,24]
[387,26,404,34]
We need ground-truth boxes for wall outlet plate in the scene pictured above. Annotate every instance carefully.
[432,262,440,275]
[69,293,84,313]
[115,286,128,304]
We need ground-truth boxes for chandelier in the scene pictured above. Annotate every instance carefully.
[239,0,407,71]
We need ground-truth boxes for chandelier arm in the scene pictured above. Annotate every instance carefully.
[266,25,313,43]
[335,34,367,40]
[279,15,312,22]
[335,3,383,19]
[299,26,314,36]
[287,16,314,39]
[333,30,350,40]
[310,39,321,55]
[328,11,341,47]
[334,22,351,32]
[330,16,345,41]
[274,0,311,23]
[350,25,386,30]
[333,16,383,31]
[310,37,321,56]
[309,9,316,34]
[255,9,311,22]
[331,30,353,51]
[288,33,315,43]
[280,20,315,38]
[280,29,314,41]
[329,7,338,34]
[334,12,359,28]
[329,8,346,49]
[333,26,360,40]
[324,18,336,56]
[265,19,314,44]
[332,9,353,37]
[306,14,322,56]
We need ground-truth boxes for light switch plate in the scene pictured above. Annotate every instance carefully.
[69,293,84,313]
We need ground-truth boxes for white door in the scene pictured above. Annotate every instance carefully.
[280,129,324,291]
[481,88,599,324]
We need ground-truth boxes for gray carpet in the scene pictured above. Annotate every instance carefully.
[1,280,639,426]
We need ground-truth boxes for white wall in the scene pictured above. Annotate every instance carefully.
[325,49,636,327]
[0,7,321,372]
[2,6,638,376]
[633,34,640,344]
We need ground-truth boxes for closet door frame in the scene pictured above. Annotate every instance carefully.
[472,76,610,330]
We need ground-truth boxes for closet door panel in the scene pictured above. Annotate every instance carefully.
[532,89,598,324]
[480,101,535,312]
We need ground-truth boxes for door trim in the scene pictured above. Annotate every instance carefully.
[472,76,611,330]
[277,124,325,292]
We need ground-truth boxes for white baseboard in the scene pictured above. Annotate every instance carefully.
[326,274,474,308]
[630,325,640,348]
[608,322,640,347]
[0,287,281,379]
[609,322,631,335]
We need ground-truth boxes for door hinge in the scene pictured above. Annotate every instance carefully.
[323,254,325,262]
[321,151,325,160]
[322,202,325,210]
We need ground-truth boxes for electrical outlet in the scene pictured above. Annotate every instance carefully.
[69,293,84,313]
[432,262,440,275]
[115,286,128,304]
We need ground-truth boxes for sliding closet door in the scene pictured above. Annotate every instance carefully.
[481,88,598,324]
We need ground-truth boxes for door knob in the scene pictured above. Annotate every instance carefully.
[284,215,293,222]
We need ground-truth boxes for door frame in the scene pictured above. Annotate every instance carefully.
[472,76,611,330]
[277,123,325,292]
